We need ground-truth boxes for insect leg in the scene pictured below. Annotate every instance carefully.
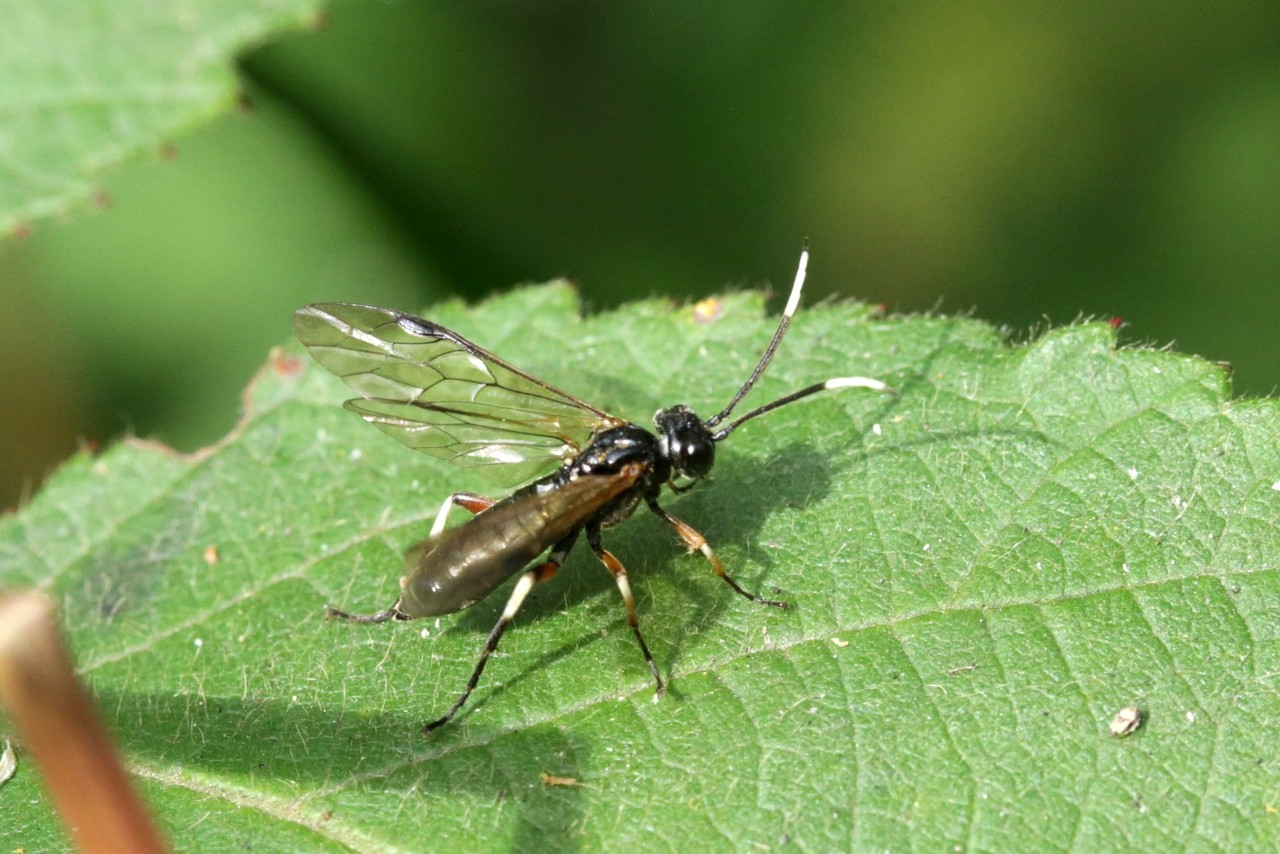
[586,524,664,697]
[326,491,497,623]
[429,491,496,538]
[645,498,789,609]
[423,530,580,733]
[325,604,406,623]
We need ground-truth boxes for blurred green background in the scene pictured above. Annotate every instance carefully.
[2,1,1278,510]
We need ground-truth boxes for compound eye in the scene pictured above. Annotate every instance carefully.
[679,434,715,479]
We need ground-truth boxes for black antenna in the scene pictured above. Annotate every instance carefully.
[705,242,893,440]
[705,242,811,429]
[710,376,891,441]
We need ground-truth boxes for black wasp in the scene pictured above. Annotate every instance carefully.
[294,246,892,732]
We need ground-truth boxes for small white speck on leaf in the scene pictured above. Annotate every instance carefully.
[1186,711,1196,724]
[872,423,882,436]
[831,637,849,648]
[1127,468,1140,480]
[193,638,203,648]
[349,448,363,461]
[1110,706,1144,736]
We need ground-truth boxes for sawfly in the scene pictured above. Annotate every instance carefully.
[294,245,892,732]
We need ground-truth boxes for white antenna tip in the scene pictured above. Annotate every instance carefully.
[824,376,893,394]
[782,247,808,319]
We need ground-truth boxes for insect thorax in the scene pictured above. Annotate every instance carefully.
[550,424,668,527]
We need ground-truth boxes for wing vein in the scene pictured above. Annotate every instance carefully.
[295,303,624,485]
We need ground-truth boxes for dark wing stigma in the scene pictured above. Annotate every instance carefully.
[294,303,624,484]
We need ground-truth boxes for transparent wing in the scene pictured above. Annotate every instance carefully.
[294,303,624,484]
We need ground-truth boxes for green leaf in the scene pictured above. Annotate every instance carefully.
[0,0,325,234]
[3,286,1280,851]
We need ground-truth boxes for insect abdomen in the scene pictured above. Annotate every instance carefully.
[399,505,559,616]
[397,467,644,618]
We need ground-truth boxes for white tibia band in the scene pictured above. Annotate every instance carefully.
[430,494,457,537]
[502,572,538,620]
[783,248,809,319]
[825,376,891,392]
[613,572,634,602]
